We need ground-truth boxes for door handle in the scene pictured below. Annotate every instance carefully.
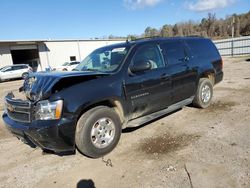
[160,73,170,80]
[178,56,189,62]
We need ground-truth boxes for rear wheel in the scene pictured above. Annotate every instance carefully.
[193,78,213,108]
[75,106,121,158]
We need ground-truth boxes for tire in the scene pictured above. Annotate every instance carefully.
[192,78,213,108]
[75,106,121,158]
[22,72,29,79]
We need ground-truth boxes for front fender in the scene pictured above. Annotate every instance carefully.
[50,76,127,121]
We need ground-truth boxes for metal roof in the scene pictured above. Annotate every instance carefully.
[0,38,125,44]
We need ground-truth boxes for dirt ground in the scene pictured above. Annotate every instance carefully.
[0,57,250,188]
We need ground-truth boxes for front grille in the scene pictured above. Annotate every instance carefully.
[5,94,32,123]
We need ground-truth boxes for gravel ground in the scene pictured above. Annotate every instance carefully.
[0,56,250,188]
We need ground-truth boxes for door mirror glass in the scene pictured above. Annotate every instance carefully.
[130,60,152,73]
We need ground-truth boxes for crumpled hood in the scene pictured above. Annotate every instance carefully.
[22,71,108,101]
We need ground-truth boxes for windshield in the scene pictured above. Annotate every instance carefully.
[74,45,129,72]
[62,62,69,66]
[0,66,10,72]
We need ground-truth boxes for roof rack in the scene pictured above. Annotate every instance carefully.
[130,36,162,41]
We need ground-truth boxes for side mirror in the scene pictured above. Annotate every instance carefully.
[130,60,151,73]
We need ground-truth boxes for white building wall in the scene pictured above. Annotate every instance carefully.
[0,45,13,67]
[38,43,49,70]
[78,40,123,60]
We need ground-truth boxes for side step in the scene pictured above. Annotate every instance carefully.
[126,96,194,128]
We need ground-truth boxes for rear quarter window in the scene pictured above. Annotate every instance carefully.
[185,39,220,59]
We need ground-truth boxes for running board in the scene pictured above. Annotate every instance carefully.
[126,96,194,128]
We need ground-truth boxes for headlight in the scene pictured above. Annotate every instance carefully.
[35,100,63,120]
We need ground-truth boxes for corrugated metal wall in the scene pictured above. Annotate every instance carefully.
[213,36,250,56]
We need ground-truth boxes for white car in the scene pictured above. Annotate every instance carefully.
[0,64,32,82]
[53,61,80,71]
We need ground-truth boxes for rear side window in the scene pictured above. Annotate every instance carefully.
[12,65,27,70]
[185,39,220,59]
[70,62,79,65]
[160,41,186,65]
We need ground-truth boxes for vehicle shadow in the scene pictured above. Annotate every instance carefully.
[42,149,76,156]
[76,179,96,188]
[0,78,23,83]
[122,108,182,133]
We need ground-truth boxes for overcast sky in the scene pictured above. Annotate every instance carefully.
[0,0,249,40]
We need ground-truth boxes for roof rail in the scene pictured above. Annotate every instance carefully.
[186,35,204,38]
[130,36,162,41]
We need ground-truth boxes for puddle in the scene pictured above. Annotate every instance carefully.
[139,133,200,155]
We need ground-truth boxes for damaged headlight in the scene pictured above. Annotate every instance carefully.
[35,100,63,120]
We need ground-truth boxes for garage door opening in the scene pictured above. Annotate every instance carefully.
[11,49,40,72]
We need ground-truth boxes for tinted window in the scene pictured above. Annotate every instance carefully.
[70,62,79,65]
[131,44,164,70]
[12,65,26,70]
[185,39,219,59]
[161,41,185,65]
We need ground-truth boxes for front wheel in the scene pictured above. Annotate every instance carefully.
[75,106,121,158]
[193,78,213,108]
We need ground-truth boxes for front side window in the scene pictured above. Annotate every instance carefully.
[131,44,164,70]
[75,45,129,72]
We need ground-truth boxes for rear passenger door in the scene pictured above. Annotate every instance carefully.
[12,66,23,78]
[160,40,196,104]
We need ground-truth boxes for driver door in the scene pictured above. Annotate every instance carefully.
[124,44,172,120]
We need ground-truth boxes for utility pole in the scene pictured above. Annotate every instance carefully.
[232,16,235,38]
[231,16,235,57]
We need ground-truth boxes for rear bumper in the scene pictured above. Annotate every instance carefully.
[3,112,76,153]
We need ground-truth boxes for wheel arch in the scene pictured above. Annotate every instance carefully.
[76,98,126,125]
[199,70,215,85]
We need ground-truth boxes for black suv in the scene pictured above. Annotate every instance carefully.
[3,37,223,158]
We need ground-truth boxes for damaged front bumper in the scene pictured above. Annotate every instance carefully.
[3,93,76,153]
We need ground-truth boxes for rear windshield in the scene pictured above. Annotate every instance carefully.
[185,39,220,59]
